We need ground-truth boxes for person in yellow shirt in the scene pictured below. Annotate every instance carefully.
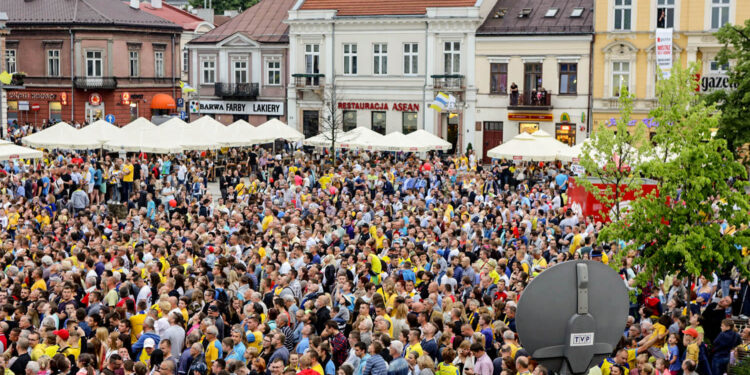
[129,301,148,344]
[569,226,583,254]
[30,268,47,292]
[404,330,424,357]
[204,326,223,373]
[122,159,135,202]
[7,207,19,240]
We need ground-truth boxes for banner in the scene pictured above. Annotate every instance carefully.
[655,28,673,78]
[188,100,284,116]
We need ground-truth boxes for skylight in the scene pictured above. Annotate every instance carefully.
[571,7,584,17]
[519,8,532,18]
[545,8,558,17]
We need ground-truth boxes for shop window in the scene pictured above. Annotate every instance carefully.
[519,123,538,134]
[372,111,386,135]
[555,123,576,146]
[7,101,18,126]
[402,112,418,134]
[490,63,508,94]
[559,63,578,94]
[343,110,357,132]
[49,102,62,122]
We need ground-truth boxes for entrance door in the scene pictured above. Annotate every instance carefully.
[483,121,503,164]
[447,114,459,154]
[85,103,104,123]
[555,123,576,146]
[302,110,319,138]
[524,63,543,100]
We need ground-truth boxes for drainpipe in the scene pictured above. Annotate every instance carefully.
[423,20,428,131]
[587,32,594,138]
[70,28,75,122]
[171,33,176,100]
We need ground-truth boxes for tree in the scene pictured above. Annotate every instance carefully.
[319,84,346,167]
[601,64,750,283]
[576,88,650,223]
[188,0,259,14]
[707,19,750,156]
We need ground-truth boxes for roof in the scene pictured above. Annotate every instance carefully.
[213,15,231,27]
[136,2,208,31]
[191,0,294,44]
[298,0,477,16]
[477,0,593,36]
[0,0,181,29]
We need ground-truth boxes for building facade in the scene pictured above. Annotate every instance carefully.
[475,0,593,163]
[0,0,183,126]
[186,0,293,125]
[591,0,750,129]
[286,0,492,153]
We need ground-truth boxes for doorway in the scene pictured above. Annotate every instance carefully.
[85,103,104,124]
[447,114,459,154]
[302,110,319,138]
[555,123,576,146]
[524,63,543,98]
[233,114,249,122]
[483,121,503,164]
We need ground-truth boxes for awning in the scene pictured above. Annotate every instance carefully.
[150,94,176,110]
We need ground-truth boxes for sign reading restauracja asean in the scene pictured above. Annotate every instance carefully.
[189,100,284,116]
[338,102,420,112]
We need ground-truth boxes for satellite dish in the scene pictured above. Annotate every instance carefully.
[516,260,628,375]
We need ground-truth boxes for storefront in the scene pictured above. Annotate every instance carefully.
[6,90,68,126]
[189,99,285,125]
[336,101,422,135]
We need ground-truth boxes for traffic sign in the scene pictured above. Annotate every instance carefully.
[176,98,184,107]
[105,114,115,124]
[179,111,187,120]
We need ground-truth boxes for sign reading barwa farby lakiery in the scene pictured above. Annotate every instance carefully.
[189,100,284,116]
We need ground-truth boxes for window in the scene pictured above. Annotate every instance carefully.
[86,51,103,77]
[490,63,507,94]
[403,43,418,76]
[305,44,320,75]
[47,50,60,77]
[5,50,16,74]
[612,61,630,96]
[372,111,386,135]
[614,0,632,31]
[571,7,584,17]
[343,110,357,132]
[519,8,532,17]
[711,0,730,29]
[343,44,357,75]
[201,56,215,84]
[559,63,578,94]
[183,49,189,74]
[267,59,281,86]
[155,51,164,78]
[402,112,418,134]
[545,8,558,17]
[710,60,729,73]
[444,42,460,75]
[373,44,387,75]
[656,0,674,28]
[484,121,503,131]
[233,59,248,84]
[129,51,139,77]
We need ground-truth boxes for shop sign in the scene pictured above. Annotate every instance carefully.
[337,102,420,112]
[7,92,57,100]
[121,92,131,105]
[60,92,68,105]
[18,101,29,111]
[560,112,571,123]
[131,94,145,100]
[189,100,284,116]
[509,113,554,122]
[89,93,102,106]
[696,74,737,93]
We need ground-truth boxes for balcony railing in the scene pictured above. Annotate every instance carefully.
[73,76,118,90]
[214,82,259,98]
[508,90,553,110]
[118,77,174,85]
[432,74,464,91]
[292,73,325,88]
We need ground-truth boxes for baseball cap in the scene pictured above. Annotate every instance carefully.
[53,329,69,341]
[682,328,699,338]
[144,338,156,349]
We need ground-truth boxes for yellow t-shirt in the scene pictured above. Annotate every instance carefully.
[246,330,263,352]
[31,279,47,291]
[262,215,274,232]
[129,313,147,344]
[405,342,423,357]
[569,234,583,254]
[123,163,134,182]
[312,363,324,375]
[8,213,19,230]
[44,345,59,359]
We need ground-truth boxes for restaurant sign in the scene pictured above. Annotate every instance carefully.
[189,100,284,116]
[337,102,420,112]
[509,113,554,122]
[8,92,57,100]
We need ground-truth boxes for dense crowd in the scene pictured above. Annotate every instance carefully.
[0,139,745,375]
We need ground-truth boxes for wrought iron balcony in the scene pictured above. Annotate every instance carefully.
[292,73,325,89]
[214,82,259,98]
[508,90,553,110]
[73,76,117,90]
[432,74,464,91]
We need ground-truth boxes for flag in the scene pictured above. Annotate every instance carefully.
[446,94,457,110]
[0,71,12,85]
[429,92,449,111]
[179,81,196,93]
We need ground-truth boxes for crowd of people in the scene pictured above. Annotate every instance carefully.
[0,136,744,375]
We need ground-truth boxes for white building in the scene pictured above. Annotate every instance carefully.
[475,0,593,163]
[286,0,493,153]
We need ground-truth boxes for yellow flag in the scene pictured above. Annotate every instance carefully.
[0,71,12,85]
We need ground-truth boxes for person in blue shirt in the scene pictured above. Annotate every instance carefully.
[555,170,569,191]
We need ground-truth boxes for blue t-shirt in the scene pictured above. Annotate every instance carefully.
[555,173,569,190]
[668,345,680,372]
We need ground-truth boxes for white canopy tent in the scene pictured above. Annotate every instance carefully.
[255,119,304,142]
[404,130,452,151]
[530,130,572,156]
[104,128,184,154]
[339,127,386,149]
[222,120,267,147]
[77,120,123,144]
[358,131,419,152]
[22,122,101,150]
[157,117,188,133]
[0,144,43,161]
[487,132,561,161]
[556,140,587,162]
[121,117,156,133]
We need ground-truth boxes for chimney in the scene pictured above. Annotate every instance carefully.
[130,0,140,9]
[151,0,162,8]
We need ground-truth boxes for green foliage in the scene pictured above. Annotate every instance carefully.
[188,0,259,14]
[576,87,650,224]
[604,64,750,283]
[707,19,750,154]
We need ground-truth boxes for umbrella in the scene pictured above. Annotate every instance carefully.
[487,132,559,161]
[404,129,452,151]
[22,122,100,150]
[255,119,304,142]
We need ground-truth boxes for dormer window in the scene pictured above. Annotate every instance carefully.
[571,7,584,17]
[545,8,558,17]
[519,8,532,18]
[493,8,507,18]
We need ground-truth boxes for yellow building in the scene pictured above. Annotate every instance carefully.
[592,0,750,130]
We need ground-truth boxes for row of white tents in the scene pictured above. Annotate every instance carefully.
[487,130,585,162]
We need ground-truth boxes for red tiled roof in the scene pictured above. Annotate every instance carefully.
[299,0,477,16]
[191,0,295,44]
[213,15,231,27]
[137,2,209,31]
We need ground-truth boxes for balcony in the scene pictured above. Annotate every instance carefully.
[214,82,259,98]
[118,77,174,86]
[73,76,117,90]
[432,74,464,91]
[508,90,553,111]
[292,73,324,89]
